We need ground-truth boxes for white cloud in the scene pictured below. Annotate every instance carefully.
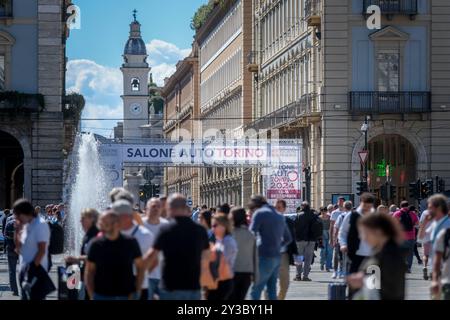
[146,39,191,85]
[66,40,190,136]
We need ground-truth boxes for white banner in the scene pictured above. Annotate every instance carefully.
[264,141,303,214]
[99,143,123,188]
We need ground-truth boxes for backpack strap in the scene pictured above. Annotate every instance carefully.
[131,225,140,237]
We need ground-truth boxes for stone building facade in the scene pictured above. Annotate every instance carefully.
[196,0,254,207]
[161,48,200,205]
[0,0,71,208]
[250,0,450,208]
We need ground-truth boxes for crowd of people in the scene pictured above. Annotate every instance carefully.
[2,189,450,301]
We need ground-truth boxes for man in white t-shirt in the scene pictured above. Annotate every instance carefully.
[418,209,433,280]
[432,228,450,300]
[13,199,51,300]
[330,197,345,279]
[143,197,169,300]
[114,200,154,300]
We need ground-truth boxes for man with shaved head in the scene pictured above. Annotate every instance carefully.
[144,194,210,300]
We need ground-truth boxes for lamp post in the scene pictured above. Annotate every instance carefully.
[360,116,370,183]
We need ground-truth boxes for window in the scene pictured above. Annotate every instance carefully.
[131,78,140,91]
[0,55,4,91]
[377,49,400,91]
[0,0,12,17]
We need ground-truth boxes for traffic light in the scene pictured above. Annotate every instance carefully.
[420,180,433,199]
[153,184,161,197]
[380,182,397,202]
[390,184,397,201]
[409,180,420,200]
[139,188,146,202]
[380,183,388,201]
[356,181,368,196]
[438,178,446,193]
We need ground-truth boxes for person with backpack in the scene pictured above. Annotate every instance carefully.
[13,199,55,300]
[339,193,375,275]
[293,201,323,282]
[4,210,19,296]
[393,201,419,273]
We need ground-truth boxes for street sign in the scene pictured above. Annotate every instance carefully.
[187,197,193,207]
[358,151,369,165]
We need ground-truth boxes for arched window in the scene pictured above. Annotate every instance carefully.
[131,78,140,91]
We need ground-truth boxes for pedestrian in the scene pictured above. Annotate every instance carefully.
[339,193,375,275]
[216,203,231,216]
[144,194,210,300]
[330,197,346,279]
[393,201,419,273]
[229,207,257,300]
[410,206,423,265]
[206,214,237,300]
[334,201,353,278]
[85,210,144,300]
[4,210,19,296]
[319,207,333,272]
[347,213,406,300]
[2,208,11,238]
[13,199,54,300]
[109,188,143,225]
[115,200,154,300]
[376,205,389,215]
[293,201,322,282]
[249,195,291,300]
[275,199,298,300]
[159,195,168,219]
[143,198,169,300]
[427,194,450,299]
[198,209,215,243]
[65,208,100,300]
[418,209,433,280]
[389,205,398,215]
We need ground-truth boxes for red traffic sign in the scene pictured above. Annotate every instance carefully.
[359,151,369,165]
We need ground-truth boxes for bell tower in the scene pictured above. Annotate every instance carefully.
[121,10,150,143]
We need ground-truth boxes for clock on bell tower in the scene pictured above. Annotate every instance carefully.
[121,10,150,143]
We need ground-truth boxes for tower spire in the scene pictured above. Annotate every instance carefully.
[133,9,137,22]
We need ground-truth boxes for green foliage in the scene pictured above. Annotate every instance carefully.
[190,0,225,31]
[63,92,85,126]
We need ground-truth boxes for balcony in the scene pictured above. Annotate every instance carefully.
[349,91,431,115]
[0,0,13,18]
[305,0,321,27]
[363,0,418,19]
[0,92,45,113]
[246,94,318,132]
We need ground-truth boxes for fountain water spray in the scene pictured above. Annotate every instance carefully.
[66,133,110,254]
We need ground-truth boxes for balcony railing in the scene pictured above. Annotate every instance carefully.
[0,0,13,17]
[0,92,45,113]
[363,0,418,16]
[246,93,317,132]
[349,91,431,115]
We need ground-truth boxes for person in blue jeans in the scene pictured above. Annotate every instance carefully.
[319,207,333,271]
[249,195,292,300]
[4,212,19,296]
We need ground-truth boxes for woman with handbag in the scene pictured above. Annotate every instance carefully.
[205,214,238,300]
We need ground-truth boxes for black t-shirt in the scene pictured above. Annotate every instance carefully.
[87,234,141,296]
[154,216,209,291]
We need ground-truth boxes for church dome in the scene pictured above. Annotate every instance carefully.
[124,13,147,56]
[124,37,147,55]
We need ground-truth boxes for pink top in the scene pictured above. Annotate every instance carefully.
[393,208,419,240]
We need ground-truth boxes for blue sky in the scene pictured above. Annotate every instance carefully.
[66,0,205,136]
